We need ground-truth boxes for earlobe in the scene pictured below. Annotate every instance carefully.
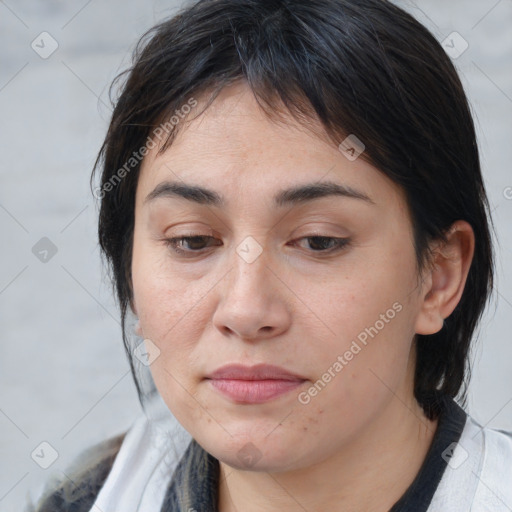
[130,298,143,337]
[414,220,475,335]
[134,319,143,337]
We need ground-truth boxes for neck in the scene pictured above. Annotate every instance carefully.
[217,392,438,512]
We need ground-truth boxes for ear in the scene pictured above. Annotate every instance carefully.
[414,220,475,335]
[130,298,143,337]
[134,319,143,337]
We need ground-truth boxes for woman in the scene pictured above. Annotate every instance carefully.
[29,0,512,510]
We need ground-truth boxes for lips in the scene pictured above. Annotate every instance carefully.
[206,364,307,403]
[206,363,306,381]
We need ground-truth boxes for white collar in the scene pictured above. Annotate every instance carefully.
[90,398,512,512]
[428,415,512,511]
[90,395,192,512]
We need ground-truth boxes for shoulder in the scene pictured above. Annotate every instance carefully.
[474,423,512,507]
[27,432,126,512]
[428,414,512,511]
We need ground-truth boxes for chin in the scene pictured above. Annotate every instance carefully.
[199,430,302,472]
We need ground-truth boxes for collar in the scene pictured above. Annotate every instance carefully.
[160,395,467,511]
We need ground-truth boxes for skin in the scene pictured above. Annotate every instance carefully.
[131,81,475,511]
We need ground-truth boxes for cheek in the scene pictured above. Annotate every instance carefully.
[303,251,416,344]
[297,244,419,403]
[132,262,211,431]
[131,235,214,403]
[132,234,200,337]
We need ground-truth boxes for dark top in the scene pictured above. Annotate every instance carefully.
[31,395,467,512]
[389,395,466,511]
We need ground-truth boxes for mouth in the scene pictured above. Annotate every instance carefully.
[205,363,307,404]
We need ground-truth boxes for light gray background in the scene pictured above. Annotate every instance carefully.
[0,0,511,510]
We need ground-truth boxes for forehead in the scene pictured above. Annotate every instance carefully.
[142,83,333,169]
[136,82,406,214]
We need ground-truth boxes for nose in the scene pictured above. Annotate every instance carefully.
[211,241,292,341]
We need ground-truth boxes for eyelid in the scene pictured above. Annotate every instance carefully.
[162,233,219,256]
[162,233,351,257]
[290,235,350,254]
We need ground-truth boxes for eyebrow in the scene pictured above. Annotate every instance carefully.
[143,180,375,208]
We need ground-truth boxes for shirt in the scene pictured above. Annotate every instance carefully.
[28,395,512,512]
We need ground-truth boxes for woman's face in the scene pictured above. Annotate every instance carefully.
[131,82,429,471]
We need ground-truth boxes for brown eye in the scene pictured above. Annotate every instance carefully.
[293,236,350,253]
[164,235,221,255]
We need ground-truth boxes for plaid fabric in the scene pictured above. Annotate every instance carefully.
[28,434,219,512]
[28,433,126,512]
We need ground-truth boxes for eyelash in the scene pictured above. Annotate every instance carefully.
[162,234,350,256]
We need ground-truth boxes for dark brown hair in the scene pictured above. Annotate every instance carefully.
[91,0,495,420]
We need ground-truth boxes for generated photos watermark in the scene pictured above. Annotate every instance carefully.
[298,301,403,404]
[93,97,198,199]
